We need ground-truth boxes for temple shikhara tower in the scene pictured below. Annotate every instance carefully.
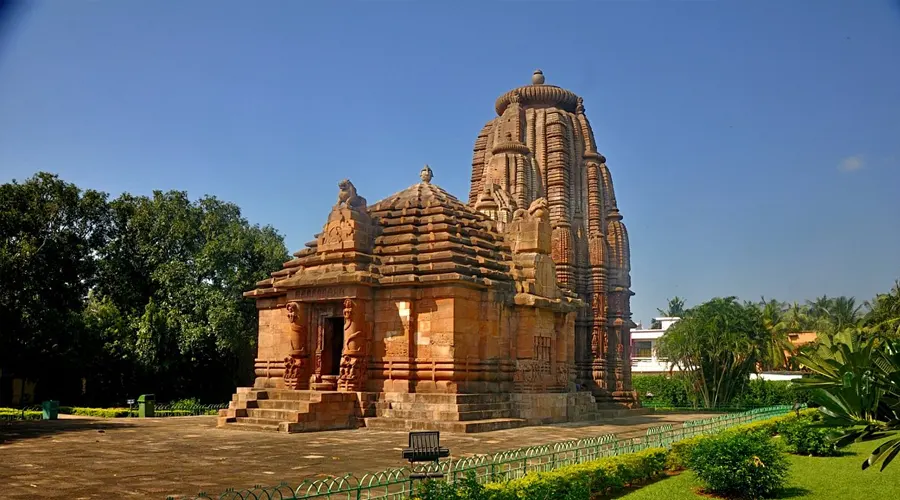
[219,70,639,433]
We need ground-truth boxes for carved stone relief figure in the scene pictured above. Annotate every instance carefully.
[283,302,309,390]
[338,299,368,391]
[335,179,368,212]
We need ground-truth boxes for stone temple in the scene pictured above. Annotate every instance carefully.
[219,70,640,433]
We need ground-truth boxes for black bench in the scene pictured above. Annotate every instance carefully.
[401,431,450,479]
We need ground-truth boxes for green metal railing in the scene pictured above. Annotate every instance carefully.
[170,405,797,500]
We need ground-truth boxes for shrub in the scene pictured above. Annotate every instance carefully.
[0,408,43,420]
[687,431,789,499]
[483,448,668,499]
[667,435,705,470]
[416,448,668,499]
[732,379,810,408]
[779,416,841,456]
[59,406,133,418]
[168,398,202,409]
[633,374,692,407]
[415,471,489,500]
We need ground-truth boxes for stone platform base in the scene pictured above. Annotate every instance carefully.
[217,388,362,433]
[218,388,650,434]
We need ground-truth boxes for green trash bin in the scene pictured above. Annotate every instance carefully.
[137,394,156,418]
[41,400,59,420]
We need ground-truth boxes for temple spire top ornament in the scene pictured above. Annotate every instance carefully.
[532,69,545,85]
[420,164,433,184]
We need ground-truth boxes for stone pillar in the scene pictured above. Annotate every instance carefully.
[338,298,369,392]
[283,301,310,390]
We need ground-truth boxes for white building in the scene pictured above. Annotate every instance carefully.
[630,317,681,374]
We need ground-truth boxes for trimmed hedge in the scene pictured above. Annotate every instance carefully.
[633,374,692,407]
[487,448,668,499]
[0,407,43,421]
[59,406,133,418]
[634,375,811,409]
[414,448,669,500]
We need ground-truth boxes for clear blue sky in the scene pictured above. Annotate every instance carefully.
[1,1,898,325]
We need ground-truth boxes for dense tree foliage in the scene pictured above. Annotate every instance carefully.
[1,173,288,405]
[655,284,900,411]
[657,297,768,408]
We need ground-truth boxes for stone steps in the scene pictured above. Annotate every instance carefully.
[244,408,314,422]
[377,401,512,412]
[379,393,512,405]
[364,416,526,433]
[236,416,286,426]
[378,408,512,422]
[219,388,361,434]
[226,420,282,432]
[252,399,312,411]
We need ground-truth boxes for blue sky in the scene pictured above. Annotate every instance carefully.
[1,1,898,325]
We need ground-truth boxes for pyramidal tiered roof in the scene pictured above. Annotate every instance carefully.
[245,167,517,297]
[368,176,513,287]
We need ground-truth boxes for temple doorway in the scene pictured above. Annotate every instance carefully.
[325,316,344,376]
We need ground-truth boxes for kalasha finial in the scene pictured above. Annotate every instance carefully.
[420,164,433,183]
[532,69,545,85]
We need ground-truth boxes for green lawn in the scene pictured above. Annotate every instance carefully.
[621,435,900,499]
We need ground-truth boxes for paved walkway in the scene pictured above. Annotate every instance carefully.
[0,412,709,499]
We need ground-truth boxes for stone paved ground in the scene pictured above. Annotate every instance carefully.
[0,412,710,499]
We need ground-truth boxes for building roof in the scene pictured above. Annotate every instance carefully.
[366,176,514,288]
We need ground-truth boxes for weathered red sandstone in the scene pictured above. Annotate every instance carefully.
[219,71,639,433]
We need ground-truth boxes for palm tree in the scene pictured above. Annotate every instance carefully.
[864,280,900,338]
[782,301,812,332]
[757,298,791,370]
[651,296,686,328]
[807,295,862,336]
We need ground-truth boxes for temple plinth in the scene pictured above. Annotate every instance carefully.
[218,71,641,434]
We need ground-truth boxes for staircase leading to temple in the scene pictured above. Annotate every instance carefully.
[217,388,362,433]
[218,389,653,434]
[363,393,527,433]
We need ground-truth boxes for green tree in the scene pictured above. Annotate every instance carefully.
[85,190,288,402]
[650,296,686,328]
[757,297,793,371]
[657,297,767,408]
[863,280,900,338]
[0,172,111,402]
[783,301,813,332]
[807,295,862,336]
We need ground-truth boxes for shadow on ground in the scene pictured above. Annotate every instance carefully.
[773,486,814,498]
[0,418,135,445]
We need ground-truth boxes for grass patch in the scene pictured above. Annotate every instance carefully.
[620,435,900,499]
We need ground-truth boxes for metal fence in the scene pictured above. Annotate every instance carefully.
[152,403,228,417]
[171,404,797,500]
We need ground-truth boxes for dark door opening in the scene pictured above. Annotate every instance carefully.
[326,317,344,376]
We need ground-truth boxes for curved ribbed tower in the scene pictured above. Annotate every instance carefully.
[470,70,635,400]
